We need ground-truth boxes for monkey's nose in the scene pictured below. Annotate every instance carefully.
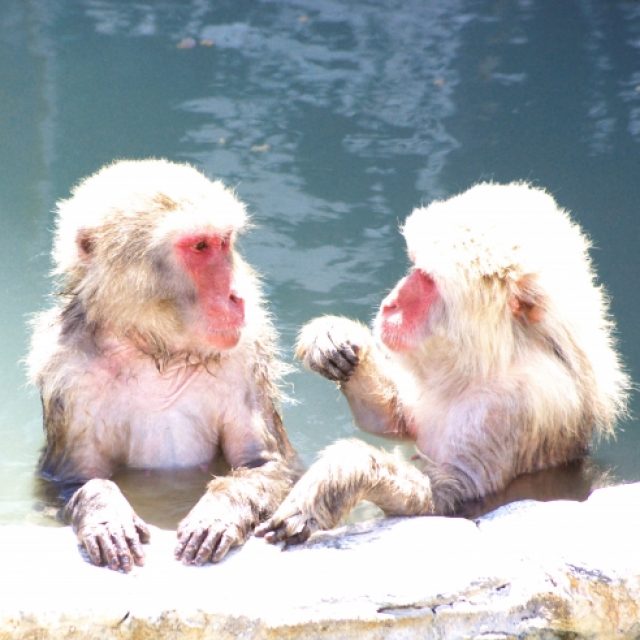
[228,291,245,317]
[381,299,399,318]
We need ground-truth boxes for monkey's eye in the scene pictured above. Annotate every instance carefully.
[194,240,209,251]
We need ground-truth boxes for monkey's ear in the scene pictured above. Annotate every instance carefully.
[509,274,544,324]
[75,228,95,261]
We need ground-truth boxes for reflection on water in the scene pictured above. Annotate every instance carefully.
[0,0,638,526]
[114,460,230,530]
[32,454,612,532]
[34,460,231,531]
[459,459,612,520]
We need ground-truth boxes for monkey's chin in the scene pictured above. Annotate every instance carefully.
[203,329,242,350]
[376,318,414,353]
[380,333,412,353]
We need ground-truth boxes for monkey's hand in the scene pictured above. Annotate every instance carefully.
[255,439,370,545]
[65,478,150,573]
[256,439,434,546]
[175,492,251,565]
[253,473,334,546]
[295,315,373,383]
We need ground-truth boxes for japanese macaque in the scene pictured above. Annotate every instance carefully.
[256,182,629,544]
[28,159,299,571]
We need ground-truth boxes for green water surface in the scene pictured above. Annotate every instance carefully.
[1,0,638,526]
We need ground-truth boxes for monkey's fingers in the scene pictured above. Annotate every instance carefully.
[79,531,107,568]
[307,333,360,382]
[303,333,349,382]
[110,528,137,573]
[256,512,317,545]
[254,509,296,540]
[309,357,349,382]
[175,526,208,564]
[176,523,242,565]
[253,517,275,538]
[284,526,313,547]
[124,527,147,567]
[134,515,151,544]
[191,528,223,565]
[211,529,240,563]
[326,349,358,381]
[253,517,279,541]
[81,527,134,572]
[328,334,360,367]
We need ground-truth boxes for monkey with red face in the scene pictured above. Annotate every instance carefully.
[257,182,629,544]
[28,159,299,571]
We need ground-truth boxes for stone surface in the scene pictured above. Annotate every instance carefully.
[2,483,640,639]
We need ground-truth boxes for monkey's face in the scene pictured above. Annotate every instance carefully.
[375,268,439,352]
[51,159,259,353]
[173,230,245,350]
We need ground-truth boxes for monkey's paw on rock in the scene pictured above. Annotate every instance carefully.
[174,491,254,564]
[254,511,320,545]
[67,479,151,573]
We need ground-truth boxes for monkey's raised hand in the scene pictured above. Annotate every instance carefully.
[65,479,150,573]
[295,316,372,383]
[175,492,252,565]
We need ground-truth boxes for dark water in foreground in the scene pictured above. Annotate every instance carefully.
[0,0,639,527]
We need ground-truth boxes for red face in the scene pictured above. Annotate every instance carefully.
[174,232,245,349]
[377,268,438,352]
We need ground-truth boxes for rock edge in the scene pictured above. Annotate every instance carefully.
[2,482,640,639]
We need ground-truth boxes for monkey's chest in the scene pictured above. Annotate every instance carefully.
[82,357,221,469]
[407,394,467,464]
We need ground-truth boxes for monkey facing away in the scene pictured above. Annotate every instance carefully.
[28,159,299,571]
[256,182,629,544]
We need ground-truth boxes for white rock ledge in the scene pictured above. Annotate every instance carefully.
[2,483,640,639]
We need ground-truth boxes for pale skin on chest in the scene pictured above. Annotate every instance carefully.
[71,346,223,471]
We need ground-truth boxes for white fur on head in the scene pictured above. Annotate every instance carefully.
[401,181,628,429]
[402,182,591,284]
[401,182,602,353]
[53,158,249,276]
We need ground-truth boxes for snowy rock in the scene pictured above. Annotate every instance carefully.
[1,482,640,639]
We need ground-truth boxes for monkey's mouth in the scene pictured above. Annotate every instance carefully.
[198,294,245,350]
[375,312,410,352]
[376,307,431,353]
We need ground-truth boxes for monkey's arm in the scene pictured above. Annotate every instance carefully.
[296,316,413,438]
[255,438,433,545]
[255,394,532,544]
[39,391,151,573]
[175,407,300,564]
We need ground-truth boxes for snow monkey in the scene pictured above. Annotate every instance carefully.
[28,159,299,571]
[256,182,629,545]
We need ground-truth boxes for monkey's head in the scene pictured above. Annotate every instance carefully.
[53,158,260,353]
[374,182,611,378]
